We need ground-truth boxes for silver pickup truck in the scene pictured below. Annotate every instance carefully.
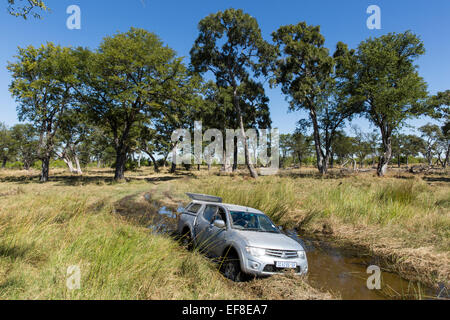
[177,193,308,281]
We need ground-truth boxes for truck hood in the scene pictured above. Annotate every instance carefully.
[235,230,304,251]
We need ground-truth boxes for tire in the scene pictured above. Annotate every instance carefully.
[180,229,193,251]
[220,252,244,282]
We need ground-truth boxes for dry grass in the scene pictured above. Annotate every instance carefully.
[0,167,335,300]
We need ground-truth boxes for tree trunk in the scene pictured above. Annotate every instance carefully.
[40,156,50,182]
[63,157,75,173]
[114,150,127,181]
[1,157,6,168]
[207,163,211,171]
[170,162,176,173]
[309,109,328,175]
[377,134,392,177]
[147,153,159,173]
[222,140,232,173]
[444,144,450,168]
[233,88,258,179]
[397,155,401,168]
[232,137,238,171]
[74,155,82,175]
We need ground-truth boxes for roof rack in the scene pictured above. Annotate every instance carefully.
[186,193,222,203]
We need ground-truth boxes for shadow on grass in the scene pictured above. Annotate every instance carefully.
[422,176,450,183]
[0,172,192,186]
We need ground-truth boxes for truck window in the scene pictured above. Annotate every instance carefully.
[187,203,202,214]
[213,207,227,224]
[203,205,217,223]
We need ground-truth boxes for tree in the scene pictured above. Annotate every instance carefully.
[279,134,291,167]
[440,122,450,168]
[290,129,313,167]
[190,8,276,178]
[272,23,360,174]
[351,126,372,168]
[7,0,47,19]
[332,131,357,169]
[54,110,92,174]
[8,43,76,181]
[391,133,405,168]
[366,130,380,167]
[75,28,195,181]
[10,123,39,169]
[419,124,442,166]
[429,90,450,167]
[401,134,424,167]
[345,31,428,176]
[0,123,14,168]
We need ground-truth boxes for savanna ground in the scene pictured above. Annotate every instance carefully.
[0,165,448,299]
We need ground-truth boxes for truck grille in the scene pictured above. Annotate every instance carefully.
[265,249,298,259]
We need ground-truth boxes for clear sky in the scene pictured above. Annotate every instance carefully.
[1,0,449,134]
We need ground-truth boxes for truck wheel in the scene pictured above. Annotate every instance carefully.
[180,229,193,251]
[221,253,244,282]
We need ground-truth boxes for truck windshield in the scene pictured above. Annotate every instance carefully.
[229,211,279,233]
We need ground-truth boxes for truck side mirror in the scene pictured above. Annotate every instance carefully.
[213,220,226,229]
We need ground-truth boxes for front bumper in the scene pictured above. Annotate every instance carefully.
[241,252,308,276]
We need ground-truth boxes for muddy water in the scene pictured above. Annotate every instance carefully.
[148,203,442,300]
[285,231,440,300]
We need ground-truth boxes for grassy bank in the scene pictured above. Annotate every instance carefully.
[0,168,333,300]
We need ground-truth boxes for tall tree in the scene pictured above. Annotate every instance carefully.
[401,134,424,167]
[290,130,313,167]
[429,90,450,167]
[190,8,275,178]
[54,110,92,174]
[10,123,39,170]
[75,28,195,181]
[0,123,14,168]
[272,23,360,174]
[8,43,76,181]
[419,123,442,166]
[345,31,428,176]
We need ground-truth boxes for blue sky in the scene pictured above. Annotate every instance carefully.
[1,0,449,134]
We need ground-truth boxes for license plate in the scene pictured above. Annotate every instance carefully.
[275,261,297,269]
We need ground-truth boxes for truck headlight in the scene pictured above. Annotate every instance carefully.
[297,251,306,259]
[246,246,266,257]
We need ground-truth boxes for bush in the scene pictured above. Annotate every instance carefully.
[5,161,25,170]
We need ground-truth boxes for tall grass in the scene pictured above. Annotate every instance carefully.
[0,179,246,299]
[186,174,449,251]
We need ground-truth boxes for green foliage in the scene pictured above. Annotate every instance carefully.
[7,0,47,19]
[76,28,198,180]
[191,8,276,178]
[272,22,361,174]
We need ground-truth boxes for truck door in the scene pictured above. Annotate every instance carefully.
[206,206,229,258]
[193,204,217,250]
